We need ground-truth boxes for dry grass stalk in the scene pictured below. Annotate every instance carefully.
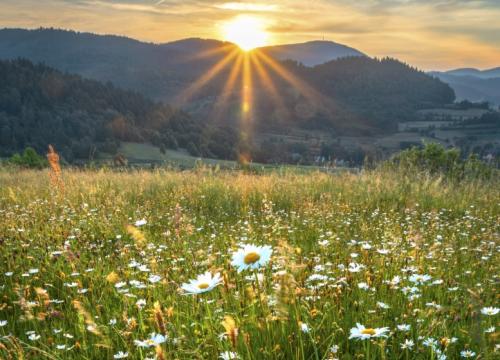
[221,315,239,348]
[153,301,167,334]
[46,145,64,193]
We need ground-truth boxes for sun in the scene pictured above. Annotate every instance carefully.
[222,15,269,51]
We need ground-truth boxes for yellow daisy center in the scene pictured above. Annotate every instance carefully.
[198,283,210,289]
[440,337,450,346]
[244,252,261,264]
[361,328,376,335]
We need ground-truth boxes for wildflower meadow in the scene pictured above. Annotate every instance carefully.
[0,168,498,359]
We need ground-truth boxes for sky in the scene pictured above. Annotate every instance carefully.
[1,0,499,70]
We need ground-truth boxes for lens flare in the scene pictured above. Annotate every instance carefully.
[222,15,269,51]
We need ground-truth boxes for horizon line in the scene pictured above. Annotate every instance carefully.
[1,26,499,72]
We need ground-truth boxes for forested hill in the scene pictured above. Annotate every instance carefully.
[0,28,235,102]
[0,59,202,161]
[190,56,456,134]
[305,57,456,129]
[0,29,458,163]
[0,29,455,117]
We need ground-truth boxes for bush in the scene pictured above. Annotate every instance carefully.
[385,142,496,181]
[186,142,200,157]
[8,147,47,169]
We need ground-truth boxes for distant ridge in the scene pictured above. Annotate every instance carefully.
[430,67,500,105]
[0,28,367,100]
[0,28,238,101]
[0,28,461,163]
[259,40,365,67]
[444,67,500,79]
[0,28,455,134]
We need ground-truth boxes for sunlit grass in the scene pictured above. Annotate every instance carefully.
[0,168,498,359]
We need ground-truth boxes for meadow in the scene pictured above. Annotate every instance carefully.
[0,168,498,359]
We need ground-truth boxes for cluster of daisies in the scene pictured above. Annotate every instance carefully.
[175,240,499,360]
[181,244,273,294]
[1,173,498,360]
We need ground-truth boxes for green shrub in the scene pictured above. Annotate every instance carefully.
[8,147,48,169]
[385,142,496,181]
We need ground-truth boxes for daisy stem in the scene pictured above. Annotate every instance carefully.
[253,271,265,314]
[364,340,370,359]
[306,331,320,360]
[253,270,273,348]
[293,304,306,360]
[244,339,253,360]
[138,310,144,332]
[203,298,216,344]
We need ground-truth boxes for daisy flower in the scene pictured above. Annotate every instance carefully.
[114,351,129,359]
[134,333,167,347]
[219,351,240,360]
[347,263,364,273]
[231,244,272,272]
[485,326,495,333]
[330,344,339,353]
[423,337,438,348]
[409,274,432,284]
[358,282,370,290]
[377,301,390,309]
[181,272,222,294]
[148,274,161,283]
[349,323,389,340]
[28,333,41,341]
[397,324,411,332]
[460,350,476,358]
[300,322,310,333]
[401,339,415,350]
[480,307,499,316]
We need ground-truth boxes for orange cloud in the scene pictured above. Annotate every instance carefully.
[0,0,499,69]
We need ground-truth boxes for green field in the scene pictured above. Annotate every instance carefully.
[0,168,498,359]
[98,142,239,168]
[99,142,341,174]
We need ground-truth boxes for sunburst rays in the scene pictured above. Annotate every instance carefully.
[175,45,342,161]
[174,48,240,106]
[250,52,288,116]
[254,51,330,111]
[210,52,244,122]
[241,53,253,118]
[188,43,238,61]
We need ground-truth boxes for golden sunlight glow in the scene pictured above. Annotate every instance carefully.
[222,15,269,51]
[176,29,347,163]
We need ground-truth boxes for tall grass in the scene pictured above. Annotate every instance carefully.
[0,167,498,359]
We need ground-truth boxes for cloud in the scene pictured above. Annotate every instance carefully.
[1,0,499,69]
[268,20,377,35]
[71,0,214,15]
[215,2,278,12]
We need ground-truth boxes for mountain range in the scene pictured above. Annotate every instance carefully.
[0,28,467,163]
[0,28,497,108]
[430,68,500,106]
[0,29,362,101]
[441,67,500,79]
[260,40,365,66]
